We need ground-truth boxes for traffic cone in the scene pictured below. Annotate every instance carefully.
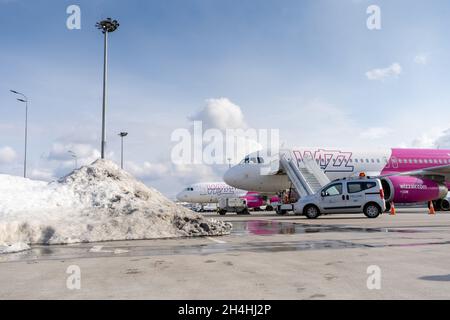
[429,201,436,215]
[390,202,396,216]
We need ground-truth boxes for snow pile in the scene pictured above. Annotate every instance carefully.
[0,159,231,249]
[0,242,30,254]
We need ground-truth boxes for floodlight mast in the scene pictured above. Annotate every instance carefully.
[118,132,128,169]
[95,18,120,159]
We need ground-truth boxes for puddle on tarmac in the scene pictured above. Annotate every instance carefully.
[0,221,441,262]
[230,220,425,236]
[0,239,372,262]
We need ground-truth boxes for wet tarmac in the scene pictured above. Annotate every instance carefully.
[3,211,450,299]
[1,217,449,263]
[230,220,429,236]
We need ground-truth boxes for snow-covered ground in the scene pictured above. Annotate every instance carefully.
[0,160,231,252]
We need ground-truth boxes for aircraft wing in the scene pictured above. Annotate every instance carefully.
[379,164,450,181]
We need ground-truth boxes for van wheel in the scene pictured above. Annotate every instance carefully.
[304,205,320,219]
[441,199,450,211]
[219,210,227,216]
[364,203,381,219]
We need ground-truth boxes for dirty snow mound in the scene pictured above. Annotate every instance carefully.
[0,159,231,249]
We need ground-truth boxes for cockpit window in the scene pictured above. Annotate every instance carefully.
[239,156,265,164]
[184,187,194,191]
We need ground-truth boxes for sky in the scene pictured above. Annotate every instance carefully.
[1,0,450,198]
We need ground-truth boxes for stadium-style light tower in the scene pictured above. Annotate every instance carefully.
[10,90,28,178]
[95,18,120,159]
[118,132,128,169]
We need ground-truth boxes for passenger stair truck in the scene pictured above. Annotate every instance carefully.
[276,152,330,214]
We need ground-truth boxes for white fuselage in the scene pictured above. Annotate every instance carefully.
[176,182,248,204]
[224,148,391,193]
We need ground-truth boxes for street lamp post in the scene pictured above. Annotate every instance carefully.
[118,132,128,169]
[96,18,120,159]
[10,90,28,178]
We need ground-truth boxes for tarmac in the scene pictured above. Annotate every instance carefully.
[1,208,450,299]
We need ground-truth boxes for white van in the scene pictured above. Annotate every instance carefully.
[294,177,386,219]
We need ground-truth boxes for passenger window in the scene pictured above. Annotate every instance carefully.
[364,182,376,190]
[257,157,265,164]
[347,183,363,194]
[322,184,343,197]
[347,182,377,194]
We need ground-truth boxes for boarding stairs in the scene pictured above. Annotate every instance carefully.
[280,153,330,197]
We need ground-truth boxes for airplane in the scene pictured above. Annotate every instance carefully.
[224,148,450,212]
[176,182,279,211]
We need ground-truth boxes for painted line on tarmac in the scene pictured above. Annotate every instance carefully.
[207,237,227,244]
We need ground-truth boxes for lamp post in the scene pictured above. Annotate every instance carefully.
[68,150,78,169]
[118,132,128,169]
[10,90,28,178]
[96,18,120,159]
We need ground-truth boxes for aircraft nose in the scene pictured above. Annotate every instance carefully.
[224,166,238,187]
[176,192,186,202]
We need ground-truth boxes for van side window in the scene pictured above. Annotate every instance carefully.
[347,182,377,194]
[322,184,343,197]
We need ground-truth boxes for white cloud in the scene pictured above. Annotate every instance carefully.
[189,98,247,130]
[126,161,170,181]
[414,54,428,65]
[366,63,402,81]
[0,146,17,164]
[411,128,449,148]
[360,127,392,139]
[48,142,101,166]
[411,134,437,148]
[434,130,450,149]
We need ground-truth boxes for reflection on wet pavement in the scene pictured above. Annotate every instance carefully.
[230,220,426,236]
[0,220,448,263]
[0,239,372,263]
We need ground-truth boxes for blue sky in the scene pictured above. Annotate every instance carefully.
[1,0,450,197]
